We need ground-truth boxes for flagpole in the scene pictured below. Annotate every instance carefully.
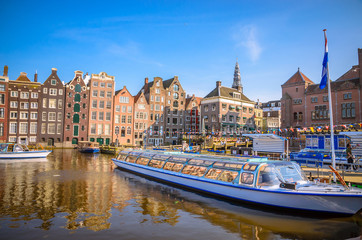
[323,29,336,182]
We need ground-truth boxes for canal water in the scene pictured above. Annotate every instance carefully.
[0,149,361,240]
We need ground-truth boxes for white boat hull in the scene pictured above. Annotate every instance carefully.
[112,159,362,216]
[0,150,51,160]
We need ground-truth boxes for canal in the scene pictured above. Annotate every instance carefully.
[0,149,361,240]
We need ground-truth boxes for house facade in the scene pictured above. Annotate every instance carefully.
[133,90,149,147]
[7,72,41,144]
[0,66,9,142]
[113,86,134,145]
[64,71,89,146]
[88,72,115,145]
[38,68,65,146]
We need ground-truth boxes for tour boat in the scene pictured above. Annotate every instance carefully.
[0,143,51,160]
[112,150,362,216]
[77,141,100,153]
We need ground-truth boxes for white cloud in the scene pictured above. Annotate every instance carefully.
[233,25,262,62]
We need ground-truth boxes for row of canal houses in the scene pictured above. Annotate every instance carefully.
[0,62,258,147]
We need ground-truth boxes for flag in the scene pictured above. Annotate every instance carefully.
[320,29,328,89]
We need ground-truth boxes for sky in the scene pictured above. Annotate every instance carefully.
[1,0,362,102]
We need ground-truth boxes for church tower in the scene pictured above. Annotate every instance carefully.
[232,61,243,93]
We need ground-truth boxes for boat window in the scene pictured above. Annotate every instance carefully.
[14,145,24,152]
[213,162,244,170]
[276,164,307,183]
[257,165,280,186]
[163,162,184,172]
[136,157,150,166]
[181,165,207,177]
[0,144,8,152]
[217,170,238,183]
[243,164,258,171]
[125,155,137,163]
[149,159,165,168]
[188,159,213,166]
[240,172,254,185]
[205,168,223,180]
[169,156,189,163]
[153,155,171,161]
[116,154,128,161]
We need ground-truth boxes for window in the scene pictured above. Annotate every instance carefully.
[173,84,179,91]
[173,92,179,99]
[48,123,56,134]
[11,91,18,97]
[75,84,81,92]
[311,97,318,103]
[93,81,98,87]
[107,91,112,98]
[342,103,355,118]
[100,82,105,88]
[127,127,131,135]
[91,112,97,120]
[293,99,302,104]
[10,101,18,108]
[20,112,28,119]
[57,124,62,134]
[100,91,105,98]
[98,124,103,135]
[59,89,63,95]
[106,112,111,121]
[99,112,104,121]
[48,112,56,121]
[51,79,57,85]
[311,105,328,120]
[99,101,104,108]
[31,92,38,98]
[10,123,17,134]
[20,123,28,134]
[119,96,129,103]
[74,94,81,102]
[74,103,80,112]
[49,88,57,95]
[323,96,328,102]
[128,115,132,124]
[57,112,62,121]
[30,123,37,134]
[58,99,63,109]
[121,115,126,123]
[107,83,112,88]
[92,90,98,97]
[20,102,29,109]
[43,88,48,94]
[92,100,97,108]
[115,115,120,123]
[122,106,126,113]
[43,98,47,108]
[49,99,56,108]
[91,124,96,134]
[0,84,4,91]
[343,93,352,100]
[73,114,80,123]
[31,112,38,120]
[20,92,29,99]
[42,112,47,121]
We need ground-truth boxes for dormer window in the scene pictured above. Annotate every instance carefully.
[233,92,241,99]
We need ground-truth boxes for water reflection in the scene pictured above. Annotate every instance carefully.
[0,149,360,240]
[113,170,362,240]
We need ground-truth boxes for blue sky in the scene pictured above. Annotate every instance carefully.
[1,0,362,102]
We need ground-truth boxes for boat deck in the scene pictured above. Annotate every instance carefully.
[302,166,362,186]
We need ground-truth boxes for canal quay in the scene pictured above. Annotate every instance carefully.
[0,149,361,240]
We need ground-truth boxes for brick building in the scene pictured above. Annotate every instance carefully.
[184,94,202,134]
[0,66,9,142]
[38,68,65,146]
[8,72,41,144]
[64,71,89,146]
[133,89,149,147]
[281,49,362,128]
[113,86,134,145]
[88,72,115,145]
[262,100,281,130]
[201,62,256,136]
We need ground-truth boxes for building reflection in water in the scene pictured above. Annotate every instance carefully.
[0,149,360,240]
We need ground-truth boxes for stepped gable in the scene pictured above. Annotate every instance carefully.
[305,78,360,94]
[282,68,314,86]
[336,65,360,82]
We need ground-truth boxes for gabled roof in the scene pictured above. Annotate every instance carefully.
[185,95,202,108]
[336,65,360,81]
[282,69,314,86]
[305,78,360,94]
[162,78,174,88]
[15,73,31,82]
[204,86,252,102]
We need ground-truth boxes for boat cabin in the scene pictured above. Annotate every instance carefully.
[115,151,308,189]
[78,141,100,149]
[0,143,29,152]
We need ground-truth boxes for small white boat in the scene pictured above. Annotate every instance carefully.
[77,141,100,153]
[112,150,362,216]
[0,143,51,160]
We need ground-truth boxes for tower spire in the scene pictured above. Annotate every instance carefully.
[232,60,243,92]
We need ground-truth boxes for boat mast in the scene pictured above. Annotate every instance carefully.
[324,29,336,182]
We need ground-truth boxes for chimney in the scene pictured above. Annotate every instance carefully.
[20,72,27,77]
[145,77,149,85]
[3,65,8,76]
[34,71,38,82]
[52,68,57,74]
[216,81,221,87]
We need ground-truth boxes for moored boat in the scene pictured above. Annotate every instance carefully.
[78,141,100,153]
[112,150,362,216]
[0,143,51,160]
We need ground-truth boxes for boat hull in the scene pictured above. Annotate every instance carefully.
[0,150,51,160]
[112,159,362,216]
[79,148,100,153]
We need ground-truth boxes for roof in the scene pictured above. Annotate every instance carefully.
[282,69,314,86]
[162,78,174,88]
[204,86,252,102]
[336,65,360,81]
[305,78,360,94]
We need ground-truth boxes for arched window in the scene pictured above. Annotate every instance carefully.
[74,93,81,102]
[75,84,81,92]
[73,114,80,123]
[173,84,179,91]
[121,127,125,137]
[74,103,80,112]
[173,101,178,107]
[127,127,131,135]
[173,92,179,100]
